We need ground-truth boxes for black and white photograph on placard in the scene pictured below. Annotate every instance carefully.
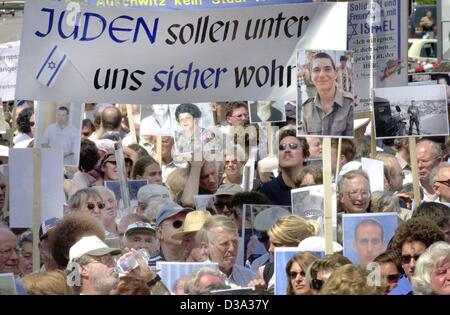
[296,50,355,138]
[248,101,286,123]
[34,101,83,167]
[373,85,449,139]
[140,104,172,136]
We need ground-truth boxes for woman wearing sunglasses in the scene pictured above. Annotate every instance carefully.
[306,253,352,294]
[373,251,402,294]
[285,252,319,295]
[69,188,106,223]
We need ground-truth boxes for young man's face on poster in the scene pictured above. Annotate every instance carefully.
[352,221,386,267]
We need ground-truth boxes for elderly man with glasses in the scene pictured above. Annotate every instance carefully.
[0,224,28,294]
[259,125,310,206]
[338,169,371,214]
[416,139,443,202]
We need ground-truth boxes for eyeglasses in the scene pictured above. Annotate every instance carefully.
[0,247,19,256]
[89,254,115,267]
[162,220,183,229]
[435,179,450,187]
[289,271,306,279]
[343,190,371,199]
[311,279,324,291]
[386,274,401,284]
[87,201,105,210]
[105,161,117,166]
[401,254,421,264]
[418,156,440,166]
[279,143,300,151]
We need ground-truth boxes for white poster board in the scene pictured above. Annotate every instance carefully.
[9,148,64,228]
[0,41,20,102]
[348,0,408,113]
[361,157,385,193]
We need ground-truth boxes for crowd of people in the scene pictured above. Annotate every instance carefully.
[0,98,449,296]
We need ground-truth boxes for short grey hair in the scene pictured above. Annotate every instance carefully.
[200,215,238,246]
[184,267,226,295]
[417,139,443,159]
[411,241,450,295]
[429,162,450,187]
[337,169,370,193]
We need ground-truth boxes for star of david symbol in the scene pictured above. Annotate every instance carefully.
[347,20,358,42]
[48,61,56,70]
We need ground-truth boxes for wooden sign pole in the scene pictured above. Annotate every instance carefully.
[267,123,274,157]
[322,138,333,255]
[335,138,342,182]
[32,148,41,272]
[126,104,137,144]
[409,137,421,208]
[156,135,162,166]
[370,112,377,158]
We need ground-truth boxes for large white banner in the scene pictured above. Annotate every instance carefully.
[15,0,347,103]
[0,41,20,102]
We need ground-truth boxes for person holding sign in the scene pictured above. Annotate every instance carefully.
[301,52,354,137]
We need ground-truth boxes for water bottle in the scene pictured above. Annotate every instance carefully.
[115,249,151,274]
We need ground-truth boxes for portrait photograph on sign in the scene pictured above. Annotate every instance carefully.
[342,213,397,267]
[34,101,83,167]
[296,49,355,138]
[373,85,449,139]
[169,102,221,160]
[140,104,172,136]
[248,101,286,124]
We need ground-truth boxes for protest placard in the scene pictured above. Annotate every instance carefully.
[9,148,64,228]
[15,0,347,103]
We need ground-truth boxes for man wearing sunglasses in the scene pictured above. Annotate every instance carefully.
[389,217,445,295]
[155,201,192,262]
[259,126,309,206]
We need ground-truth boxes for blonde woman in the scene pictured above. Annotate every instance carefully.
[320,264,383,295]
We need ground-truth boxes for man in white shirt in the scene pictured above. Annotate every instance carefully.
[42,106,78,165]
